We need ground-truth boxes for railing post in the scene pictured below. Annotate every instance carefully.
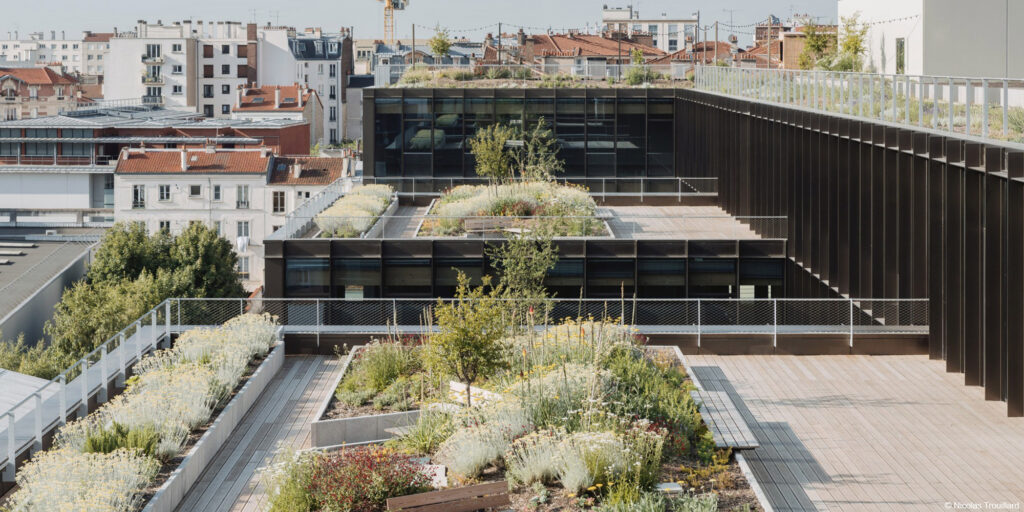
[32,393,42,453]
[78,360,88,417]
[240,298,245,317]
[849,299,855,348]
[98,346,108,403]
[918,78,924,127]
[117,335,126,388]
[933,77,940,129]
[1003,80,1010,138]
[981,79,989,139]
[165,300,172,348]
[4,412,15,482]
[696,300,701,350]
[966,79,973,136]
[858,74,864,117]
[773,299,778,349]
[58,375,67,425]
[948,77,955,133]
[316,298,321,348]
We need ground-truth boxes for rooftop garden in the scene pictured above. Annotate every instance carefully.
[267,234,760,511]
[2,314,279,511]
[393,63,691,89]
[419,119,606,237]
[314,184,395,238]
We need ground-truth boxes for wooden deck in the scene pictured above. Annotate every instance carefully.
[603,205,764,239]
[685,355,1024,511]
[175,355,341,512]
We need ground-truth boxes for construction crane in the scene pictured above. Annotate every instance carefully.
[378,0,409,47]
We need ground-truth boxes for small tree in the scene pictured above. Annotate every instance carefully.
[834,14,868,71]
[428,26,452,59]
[630,47,644,65]
[486,231,558,301]
[797,22,835,70]
[469,123,515,184]
[512,116,564,181]
[86,222,171,284]
[427,273,510,406]
[168,222,246,298]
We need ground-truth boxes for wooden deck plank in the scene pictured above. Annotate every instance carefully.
[688,354,1024,511]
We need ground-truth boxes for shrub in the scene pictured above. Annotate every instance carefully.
[596,491,667,512]
[263,449,317,512]
[505,429,564,486]
[668,493,719,512]
[315,184,394,238]
[82,423,162,461]
[440,68,474,81]
[556,431,627,492]
[435,399,533,478]
[335,388,375,407]
[392,409,455,455]
[307,446,432,511]
[623,65,665,86]
[0,333,74,379]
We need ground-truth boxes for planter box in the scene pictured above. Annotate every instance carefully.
[311,409,421,448]
[142,343,285,512]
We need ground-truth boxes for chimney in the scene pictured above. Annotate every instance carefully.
[180,149,189,171]
[51,30,56,40]
[260,146,269,158]
[61,30,65,40]
[291,161,303,179]
[299,85,304,107]
[236,86,242,109]
[204,139,216,153]
[274,88,281,108]
[484,33,494,47]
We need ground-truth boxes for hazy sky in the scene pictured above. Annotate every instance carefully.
[2,0,837,46]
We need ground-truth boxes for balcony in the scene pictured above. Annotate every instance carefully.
[142,95,164,106]
[142,74,164,85]
[0,155,114,167]
[141,54,164,64]
[236,200,250,209]
[132,200,146,209]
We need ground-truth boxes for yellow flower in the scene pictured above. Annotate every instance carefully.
[595,483,603,488]
[587,486,597,491]
[568,493,576,498]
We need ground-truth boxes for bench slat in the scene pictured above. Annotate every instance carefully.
[387,481,508,509]
[396,493,511,512]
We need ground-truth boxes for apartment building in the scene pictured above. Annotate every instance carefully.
[113,147,349,288]
[0,31,87,72]
[0,66,81,120]
[105,20,254,116]
[231,84,323,146]
[257,27,353,144]
[601,5,698,53]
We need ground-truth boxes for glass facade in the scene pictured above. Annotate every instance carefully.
[369,92,679,179]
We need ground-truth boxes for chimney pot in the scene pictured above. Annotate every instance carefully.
[274,88,281,108]
[180,149,188,171]
[292,161,303,178]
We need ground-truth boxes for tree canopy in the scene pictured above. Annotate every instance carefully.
[428,26,452,58]
[511,117,564,181]
[469,123,516,184]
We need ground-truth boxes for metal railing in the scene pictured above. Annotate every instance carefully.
[0,155,114,167]
[694,65,1024,144]
[302,214,787,240]
[363,176,719,199]
[266,176,356,241]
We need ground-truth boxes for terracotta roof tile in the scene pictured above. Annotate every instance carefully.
[115,149,271,174]
[83,32,114,42]
[269,156,348,185]
[530,34,665,58]
[0,67,77,86]
[234,84,317,112]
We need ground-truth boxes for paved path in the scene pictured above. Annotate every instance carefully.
[603,205,766,239]
[685,355,1024,511]
[175,355,341,512]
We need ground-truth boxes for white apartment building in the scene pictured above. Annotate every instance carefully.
[106,20,253,116]
[601,5,698,53]
[113,147,349,289]
[257,27,353,144]
[838,0,1024,78]
[0,30,112,76]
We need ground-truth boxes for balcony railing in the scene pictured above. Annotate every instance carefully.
[141,74,164,85]
[0,155,114,167]
[132,200,146,209]
[236,200,250,209]
[141,54,164,64]
[363,176,719,198]
[142,95,164,106]
[693,66,1024,144]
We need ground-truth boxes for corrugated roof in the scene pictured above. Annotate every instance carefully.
[115,149,271,175]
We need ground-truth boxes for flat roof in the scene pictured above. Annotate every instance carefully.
[0,106,306,129]
[0,239,94,316]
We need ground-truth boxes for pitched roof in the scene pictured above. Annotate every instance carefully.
[530,33,665,58]
[0,67,77,86]
[83,32,114,42]
[115,148,271,175]
[646,42,737,65]
[234,84,316,112]
[268,156,348,185]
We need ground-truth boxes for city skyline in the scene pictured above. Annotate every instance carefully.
[3,0,838,46]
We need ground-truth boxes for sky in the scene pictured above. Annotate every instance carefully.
[2,0,837,47]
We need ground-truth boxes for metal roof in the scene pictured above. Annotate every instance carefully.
[0,136,262,143]
[0,107,306,129]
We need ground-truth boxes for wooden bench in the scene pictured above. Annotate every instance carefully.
[463,217,520,234]
[387,481,510,512]
[690,390,760,450]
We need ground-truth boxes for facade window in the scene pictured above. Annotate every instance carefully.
[286,258,330,296]
[236,220,250,238]
[172,65,182,74]
[203,105,214,117]
[221,64,230,75]
[203,44,213,58]
[132,184,146,209]
[158,220,171,232]
[172,43,182,53]
[330,129,338,144]
[213,220,222,235]
[213,184,222,201]
[236,185,250,208]
[172,85,183,94]
[329,85,336,99]
[272,190,286,213]
[203,84,214,98]
[203,65,213,78]
[237,256,250,279]
[189,184,202,197]
[329,64,337,77]
[158,184,171,201]
[221,84,230,94]
[221,44,230,55]
[145,44,161,58]
[221,104,230,114]
[668,39,678,52]
[329,106,337,121]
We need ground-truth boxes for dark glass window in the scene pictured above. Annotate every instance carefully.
[688,259,736,298]
[637,258,686,298]
[647,98,673,176]
[524,97,554,130]
[495,98,523,129]
[333,259,381,298]
[374,98,402,177]
[586,96,615,177]
[555,98,585,177]
[587,258,635,298]
[544,258,584,299]
[285,258,330,296]
[616,98,645,177]
[463,98,494,177]
[740,259,784,298]
[434,258,484,297]
[383,258,432,297]
[433,98,463,177]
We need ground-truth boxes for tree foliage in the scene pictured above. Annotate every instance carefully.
[796,14,868,72]
[428,26,453,58]
[797,22,836,70]
[86,222,171,283]
[511,117,564,181]
[469,123,516,184]
[167,222,246,298]
[427,273,510,406]
[486,231,559,301]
